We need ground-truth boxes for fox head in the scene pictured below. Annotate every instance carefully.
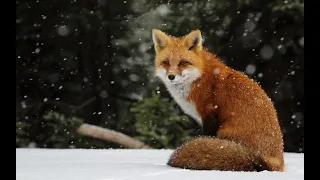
[152,29,204,85]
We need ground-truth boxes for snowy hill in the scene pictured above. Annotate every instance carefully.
[16,148,304,180]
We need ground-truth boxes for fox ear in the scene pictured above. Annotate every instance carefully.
[184,30,202,52]
[152,29,170,53]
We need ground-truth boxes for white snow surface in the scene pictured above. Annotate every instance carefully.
[16,148,304,180]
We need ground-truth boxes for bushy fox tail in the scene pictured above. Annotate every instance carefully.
[167,137,279,172]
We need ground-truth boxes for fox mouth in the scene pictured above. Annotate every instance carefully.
[167,79,182,85]
[168,80,180,84]
[167,75,187,84]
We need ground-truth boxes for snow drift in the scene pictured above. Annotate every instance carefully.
[16,148,304,180]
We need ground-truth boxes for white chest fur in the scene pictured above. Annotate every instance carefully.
[155,68,202,125]
[165,83,202,125]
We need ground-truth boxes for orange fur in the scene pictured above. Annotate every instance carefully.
[152,29,284,172]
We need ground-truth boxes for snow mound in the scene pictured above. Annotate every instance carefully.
[16,149,304,180]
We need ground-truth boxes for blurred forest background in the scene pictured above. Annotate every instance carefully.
[16,0,304,152]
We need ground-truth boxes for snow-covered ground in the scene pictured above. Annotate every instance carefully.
[16,148,304,180]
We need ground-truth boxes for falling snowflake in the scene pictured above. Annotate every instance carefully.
[244,21,256,32]
[260,45,274,60]
[100,91,108,98]
[245,64,256,75]
[21,101,27,109]
[34,48,40,54]
[57,25,69,36]
[299,37,304,47]
[213,68,220,74]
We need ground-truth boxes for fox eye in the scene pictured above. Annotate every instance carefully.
[179,61,191,66]
[162,61,169,65]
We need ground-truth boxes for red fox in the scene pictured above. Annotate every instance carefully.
[152,29,284,172]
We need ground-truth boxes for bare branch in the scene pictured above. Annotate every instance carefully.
[77,123,152,149]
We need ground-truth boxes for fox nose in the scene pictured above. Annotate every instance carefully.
[168,74,175,80]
